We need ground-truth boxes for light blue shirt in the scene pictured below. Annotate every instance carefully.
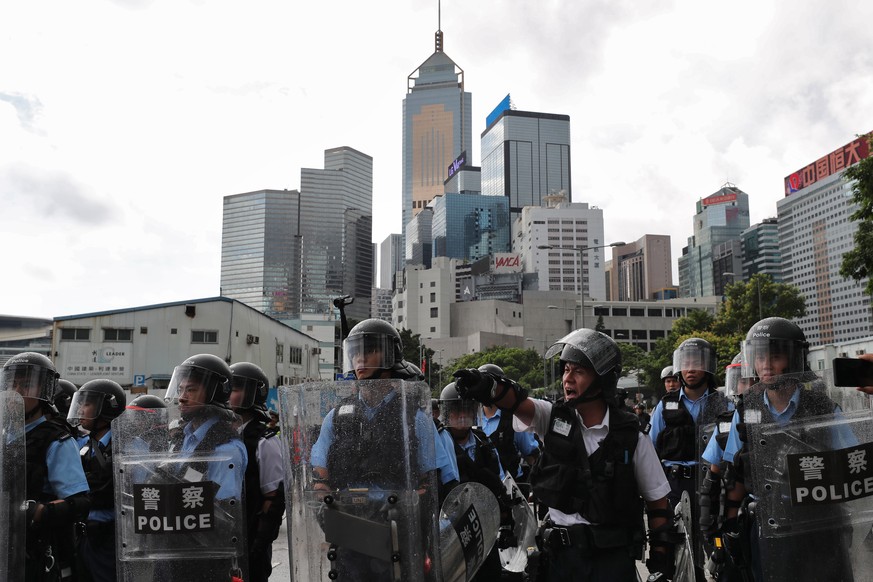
[437,425,460,483]
[700,401,736,466]
[26,416,90,499]
[649,388,718,466]
[77,430,115,522]
[479,408,540,477]
[311,390,440,481]
[180,416,247,500]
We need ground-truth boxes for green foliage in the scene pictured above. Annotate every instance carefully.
[617,342,646,378]
[713,274,805,335]
[840,135,873,296]
[594,315,606,332]
[442,346,553,394]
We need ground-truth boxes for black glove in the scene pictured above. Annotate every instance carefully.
[452,368,495,404]
[645,550,674,581]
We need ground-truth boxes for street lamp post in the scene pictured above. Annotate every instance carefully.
[538,241,625,329]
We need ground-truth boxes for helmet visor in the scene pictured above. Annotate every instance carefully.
[67,390,106,425]
[673,345,717,376]
[741,339,806,380]
[440,399,480,429]
[165,365,221,407]
[545,329,620,376]
[230,375,263,409]
[724,363,744,398]
[343,334,396,376]
[1,365,56,402]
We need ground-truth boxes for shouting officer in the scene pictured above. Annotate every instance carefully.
[454,329,678,581]
[229,361,285,582]
[68,379,126,582]
[1,353,91,582]
[649,337,728,580]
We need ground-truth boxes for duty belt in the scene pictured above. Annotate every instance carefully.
[542,522,590,550]
[666,464,695,480]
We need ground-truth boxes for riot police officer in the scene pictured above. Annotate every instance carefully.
[68,379,126,582]
[53,379,77,419]
[1,352,91,582]
[229,361,285,582]
[477,363,540,483]
[454,329,677,581]
[661,366,680,394]
[649,338,728,580]
[722,317,856,581]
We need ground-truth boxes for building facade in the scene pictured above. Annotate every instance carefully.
[741,218,782,281]
[379,233,404,291]
[432,193,510,262]
[220,189,301,318]
[608,235,674,301]
[777,134,872,346]
[678,184,751,298]
[300,147,373,322]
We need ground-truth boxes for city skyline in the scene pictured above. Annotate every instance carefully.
[3,1,872,318]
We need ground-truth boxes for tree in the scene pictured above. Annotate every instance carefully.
[442,346,548,396]
[594,315,606,333]
[840,134,873,296]
[713,273,805,336]
[617,342,646,378]
[398,328,444,390]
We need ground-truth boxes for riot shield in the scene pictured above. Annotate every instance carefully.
[746,372,873,581]
[439,481,500,582]
[278,379,442,582]
[112,407,247,581]
[497,474,537,575]
[0,391,25,581]
[671,490,696,582]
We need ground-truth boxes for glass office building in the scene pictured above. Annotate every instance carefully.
[481,109,571,224]
[220,189,301,318]
[300,147,373,322]
[432,193,510,262]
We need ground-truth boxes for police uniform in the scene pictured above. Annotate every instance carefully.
[178,415,248,500]
[77,429,117,582]
[25,415,91,582]
[516,398,670,581]
[480,406,539,480]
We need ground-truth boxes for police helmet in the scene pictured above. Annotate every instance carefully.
[478,363,505,377]
[127,394,167,410]
[229,361,270,414]
[54,379,77,417]
[439,382,479,429]
[545,329,622,403]
[68,379,126,426]
[741,317,808,379]
[164,353,233,409]
[672,338,718,389]
[660,366,677,380]
[342,319,403,376]
[1,352,59,403]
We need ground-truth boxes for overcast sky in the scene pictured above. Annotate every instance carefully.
[2,0,872,319]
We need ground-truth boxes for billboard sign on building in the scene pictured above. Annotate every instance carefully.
[702,192,737,206]
[784,134,871,196]
[447,151,467,179]
[492,253,522,274]
[61,343,131,383]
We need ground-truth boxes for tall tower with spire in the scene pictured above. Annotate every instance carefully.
[401,8,472,260]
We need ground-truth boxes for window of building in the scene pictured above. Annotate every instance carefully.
[430,293,436,302]
[103,328,133,342]
[430,307,438,318]
[430,327,436,333]
[276,343,285,363]
[290,346,302,365]
[60,328,90,341]
[632,330,647,340]
[647,308,663,317]
[140,327,148,334]
[650,330,665,339]
[593,307,609,316]
[612,308,628,316]
[430,281,436,287]
[191,330,218,344]
[630,308,644,317]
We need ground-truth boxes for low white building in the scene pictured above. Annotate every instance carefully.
[51,297,321,397]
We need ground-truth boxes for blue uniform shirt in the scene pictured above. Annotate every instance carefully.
[479,408,539,477]
[649,388,718,467]
[77,430,115,522]
[437,426,460,483]
[180,416,247,500]
[700,401,736,466]
[26,416,90,499]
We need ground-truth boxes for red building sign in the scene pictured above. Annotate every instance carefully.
[784,134,871,196]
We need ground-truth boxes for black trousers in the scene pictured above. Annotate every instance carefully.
[547,544,637,582]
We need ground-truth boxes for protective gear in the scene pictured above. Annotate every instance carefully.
[655,387,728,461]
[53,379,77,418]
[67,378,126,426]
[438,382,480,430]
[478,363,505,376]
[127,394,167,410]
[673,337,718,389]
[452,368,497,404]
[660,366,676,380]
[741,316,809,380]
[1,352,59,403]
[164,353,233,410]
[342,318,403,376]
[698,466,721,539]
[545,329,621,404]
[229,361,270,418]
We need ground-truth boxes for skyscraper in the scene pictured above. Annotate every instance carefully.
[741,218,781,281]
[777,135,871,346]
[402,26,472,247]
[481,104,571,224]
[300,147,373,322]
[379,233,404,290]
[608,236,674,301]
[220,189,301,318]
[678,184,751,297]
[432,193,510,262]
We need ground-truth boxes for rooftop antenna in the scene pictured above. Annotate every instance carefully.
[435,0,443,52]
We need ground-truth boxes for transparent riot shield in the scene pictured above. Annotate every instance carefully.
[694,392,730,575]
[671,490,696,582]
[279,379,442,582]
[497,474,536,575]
[439,481,500,582]
[0,391,25,581]
[746,372,873,581]
[113,407,246,582]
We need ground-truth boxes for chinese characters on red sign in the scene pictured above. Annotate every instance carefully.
[784,135,871,196]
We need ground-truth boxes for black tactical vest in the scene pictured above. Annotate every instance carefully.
[453,428,504,498]
[242,420,280,526]
[80,435,114,510]
[655,388,728,462]
[487,410,522,479]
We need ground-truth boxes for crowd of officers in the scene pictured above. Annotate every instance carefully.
[5,313,873,582]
